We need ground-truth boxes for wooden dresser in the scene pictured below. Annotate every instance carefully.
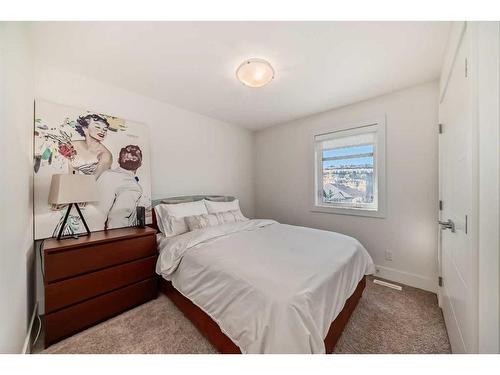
[42,227,158,347]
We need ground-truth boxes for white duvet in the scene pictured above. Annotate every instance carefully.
[156,219,374,354]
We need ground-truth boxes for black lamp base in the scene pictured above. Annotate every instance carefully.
[57,203,91,240]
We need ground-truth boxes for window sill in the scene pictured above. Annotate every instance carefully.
[310,205,386,218]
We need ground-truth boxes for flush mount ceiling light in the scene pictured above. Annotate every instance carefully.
[236,58,275,88]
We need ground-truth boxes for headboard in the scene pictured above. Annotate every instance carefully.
[149,195,235,232]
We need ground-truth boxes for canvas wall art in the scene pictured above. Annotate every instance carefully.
[34,99,152,240]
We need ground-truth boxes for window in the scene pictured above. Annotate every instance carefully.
[312,120,386,217]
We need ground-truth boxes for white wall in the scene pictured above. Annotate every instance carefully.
[255,81,439,292]
[0,23,35,353]
[34,65,255,217]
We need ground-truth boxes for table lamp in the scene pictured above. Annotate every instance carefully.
[48,173,99,240]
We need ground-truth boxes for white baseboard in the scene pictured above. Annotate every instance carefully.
[22,302,38,354]
[374,265,437,293]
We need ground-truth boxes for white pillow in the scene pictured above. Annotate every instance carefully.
[185,210,248,231]
[184,213,222,231]
[204,199,241,214]
[154,200,208,237]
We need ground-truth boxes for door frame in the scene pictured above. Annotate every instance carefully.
[476,21,500,354]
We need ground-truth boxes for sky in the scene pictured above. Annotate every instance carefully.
[323,144,374,168]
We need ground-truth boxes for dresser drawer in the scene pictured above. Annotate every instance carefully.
[45,255,157,313]
[44,277,157,346]
[45,234,156,283]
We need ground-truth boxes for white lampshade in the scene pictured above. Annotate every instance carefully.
[48,174,99,204]
[236,58,275,88]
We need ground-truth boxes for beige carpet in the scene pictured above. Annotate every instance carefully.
[40,276,450,354]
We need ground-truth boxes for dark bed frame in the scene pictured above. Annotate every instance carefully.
[151,196,366,354]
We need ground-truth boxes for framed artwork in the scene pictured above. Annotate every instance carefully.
[34,99,152,240]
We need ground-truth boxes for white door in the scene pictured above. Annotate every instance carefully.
[438,25,478,353]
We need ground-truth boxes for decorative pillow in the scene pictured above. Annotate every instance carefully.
[216,209,247,223]
[185,209,248,231]
[184,213,220,231]
[154,200,208,237]
[204,199,241,214]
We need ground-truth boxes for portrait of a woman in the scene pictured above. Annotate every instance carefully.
[34,99,152,240]
[70,114,113,178]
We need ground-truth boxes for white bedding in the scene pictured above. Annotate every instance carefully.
[156,219,375,354]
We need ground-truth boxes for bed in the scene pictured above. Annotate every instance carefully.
[151,196,374,354]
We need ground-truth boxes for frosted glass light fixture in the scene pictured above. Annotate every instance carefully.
[236,58,275,88]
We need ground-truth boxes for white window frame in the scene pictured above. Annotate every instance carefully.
[310,116,386,218]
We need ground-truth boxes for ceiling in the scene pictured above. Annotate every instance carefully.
[32,22,451,130]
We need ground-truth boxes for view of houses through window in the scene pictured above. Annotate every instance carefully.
[321,144,374,207]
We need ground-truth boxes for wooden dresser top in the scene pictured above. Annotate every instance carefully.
[43,227,157,252]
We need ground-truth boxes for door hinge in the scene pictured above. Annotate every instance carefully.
[439,200,443,211]
[438,123,443,134]
[438,276,443,287]
[465,58,468,78]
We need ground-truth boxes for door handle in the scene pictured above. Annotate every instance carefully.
[439,219,455,233]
